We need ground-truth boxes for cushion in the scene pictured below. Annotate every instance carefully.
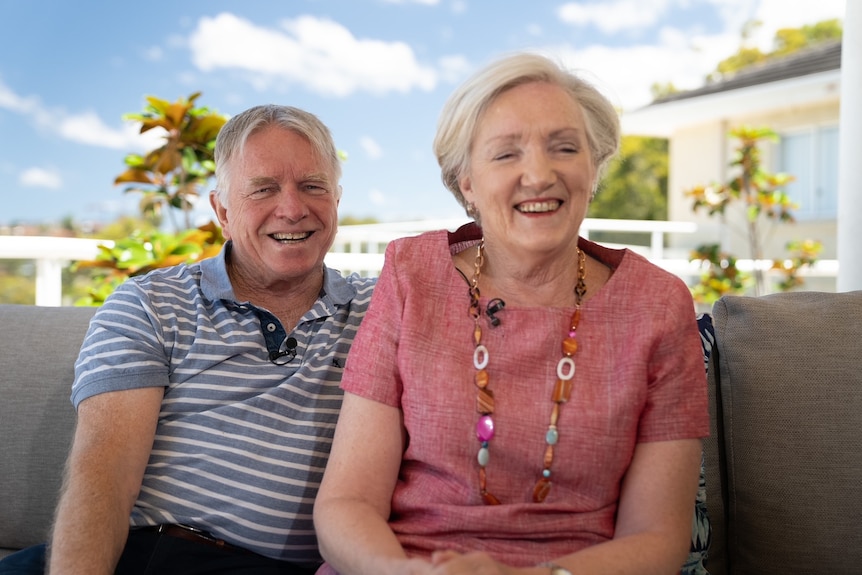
[706,291,862,575]
[0,305,95,552]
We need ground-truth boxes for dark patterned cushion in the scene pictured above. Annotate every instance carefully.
[680,313,714,575]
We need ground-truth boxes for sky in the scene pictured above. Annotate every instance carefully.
[0,0,847,228]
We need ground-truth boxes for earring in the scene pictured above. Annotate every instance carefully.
[466,202,478,219]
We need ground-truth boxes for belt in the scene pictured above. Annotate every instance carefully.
[138,524,253,555]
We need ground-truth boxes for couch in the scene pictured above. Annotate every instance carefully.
[1,293,860,572]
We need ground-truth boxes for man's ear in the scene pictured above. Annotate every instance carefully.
[210,191,230,237]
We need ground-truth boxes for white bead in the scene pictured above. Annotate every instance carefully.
[477,446,490,466]
[556,356,576,380]
[473,344,489,370]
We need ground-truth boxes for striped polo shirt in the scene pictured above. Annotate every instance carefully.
[71,242,376,565]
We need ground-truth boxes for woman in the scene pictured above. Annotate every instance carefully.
[313,52,708,575]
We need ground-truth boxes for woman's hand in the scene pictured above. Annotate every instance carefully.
[429,550,524,575]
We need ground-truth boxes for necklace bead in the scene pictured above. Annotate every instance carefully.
[469,240,587,504]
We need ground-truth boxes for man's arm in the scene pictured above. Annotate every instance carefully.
[48,387,164,575]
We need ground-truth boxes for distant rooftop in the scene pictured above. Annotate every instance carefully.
[654,40,842,104]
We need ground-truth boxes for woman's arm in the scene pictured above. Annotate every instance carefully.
[424,438,701,575]
[314,392,432,575]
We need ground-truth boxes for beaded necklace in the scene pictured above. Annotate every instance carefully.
[468,240,587,504]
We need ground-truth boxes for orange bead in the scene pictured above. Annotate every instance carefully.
[533,477,552,502]
[476,388,495,414]
[475,369,489,389]
[552,379,573,403]
[561,336,578,356]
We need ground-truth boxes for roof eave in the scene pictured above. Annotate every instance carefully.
[621,69,842,138]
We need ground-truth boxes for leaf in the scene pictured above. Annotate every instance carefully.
[114,169,155,185]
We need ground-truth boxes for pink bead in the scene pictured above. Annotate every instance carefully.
[568,330,577,338]
[476,415,495,442]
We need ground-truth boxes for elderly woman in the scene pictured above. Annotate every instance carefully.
[313,53,708,575]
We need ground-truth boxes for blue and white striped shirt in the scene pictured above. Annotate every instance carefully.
[71,242,376,565]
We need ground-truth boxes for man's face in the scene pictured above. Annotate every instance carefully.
[211,126,339,289]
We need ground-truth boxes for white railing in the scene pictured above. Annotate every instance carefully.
[0,217,838,306]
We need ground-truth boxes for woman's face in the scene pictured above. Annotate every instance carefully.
[459,81,596,262]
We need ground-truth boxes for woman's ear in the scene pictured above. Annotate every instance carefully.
[459,174,474,202]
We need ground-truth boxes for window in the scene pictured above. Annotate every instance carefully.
[779,126,839,220]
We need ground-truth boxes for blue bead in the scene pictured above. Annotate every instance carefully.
[543,469,551,478]
[546,428,559,445]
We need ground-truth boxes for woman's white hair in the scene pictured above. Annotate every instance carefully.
[433,52,620,213]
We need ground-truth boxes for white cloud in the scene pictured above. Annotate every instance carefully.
[360,136,384,160]
[19,167,62,189]
[369,189,387,206]
[143,45,164,61]
[0,79,39,114]
[53,111,164,151]
[558,0,674,34]
[545,0,846,112]
[189,13,438,97]
[748,0,845,51]
[1,78,163,152]
[438,54,471,83]
[543,25,739,111]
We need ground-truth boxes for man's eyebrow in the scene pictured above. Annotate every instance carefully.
[247,176,279,187]
[303,172,332,182]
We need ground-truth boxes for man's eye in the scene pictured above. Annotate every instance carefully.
[305,184,328,194]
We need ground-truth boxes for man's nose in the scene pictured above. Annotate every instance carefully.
[274,187,310,221]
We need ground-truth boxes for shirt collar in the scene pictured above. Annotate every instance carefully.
[200,241,357,309]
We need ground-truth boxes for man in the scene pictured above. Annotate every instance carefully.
[1,105,375,575]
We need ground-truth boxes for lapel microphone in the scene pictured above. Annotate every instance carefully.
[486,298,506,327]
[269,337,298,364]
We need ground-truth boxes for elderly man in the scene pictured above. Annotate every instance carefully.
[0,105,375,575]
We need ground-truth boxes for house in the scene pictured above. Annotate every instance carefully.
[621,40,842,292]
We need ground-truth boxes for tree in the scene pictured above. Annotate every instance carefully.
[74,94,228,305]
[709,18,842,81]
[588,136,668,244]
[114,93,227,232]
[685,126,821,303]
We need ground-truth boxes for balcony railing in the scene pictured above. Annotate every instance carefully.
[0,218,837,306]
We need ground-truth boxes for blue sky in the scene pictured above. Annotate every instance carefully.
[0,0,846,228]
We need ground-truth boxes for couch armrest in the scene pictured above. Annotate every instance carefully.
[0,304,96,552]
[705,291,862,575]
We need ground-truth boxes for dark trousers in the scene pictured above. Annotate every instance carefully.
[0,530,318,575]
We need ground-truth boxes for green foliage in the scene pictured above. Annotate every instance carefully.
[0,261,36,305]
[686,126,822,303]
[73,223,224,306]
[114,93,227,232]
[590,136,668,220]
[709,18,842,81]
[588,136,668,245]
[74,94,229,306]
[689,244,749,304]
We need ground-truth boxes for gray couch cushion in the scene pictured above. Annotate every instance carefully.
[0,304,95,552]
[706,291,862,575]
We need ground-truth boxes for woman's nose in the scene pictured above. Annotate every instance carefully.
[520,151,556,190]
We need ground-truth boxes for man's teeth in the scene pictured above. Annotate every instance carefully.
[271,232,311,241]
[517,200,560,213]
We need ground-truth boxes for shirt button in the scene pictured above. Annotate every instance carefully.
[266,322,277,332]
